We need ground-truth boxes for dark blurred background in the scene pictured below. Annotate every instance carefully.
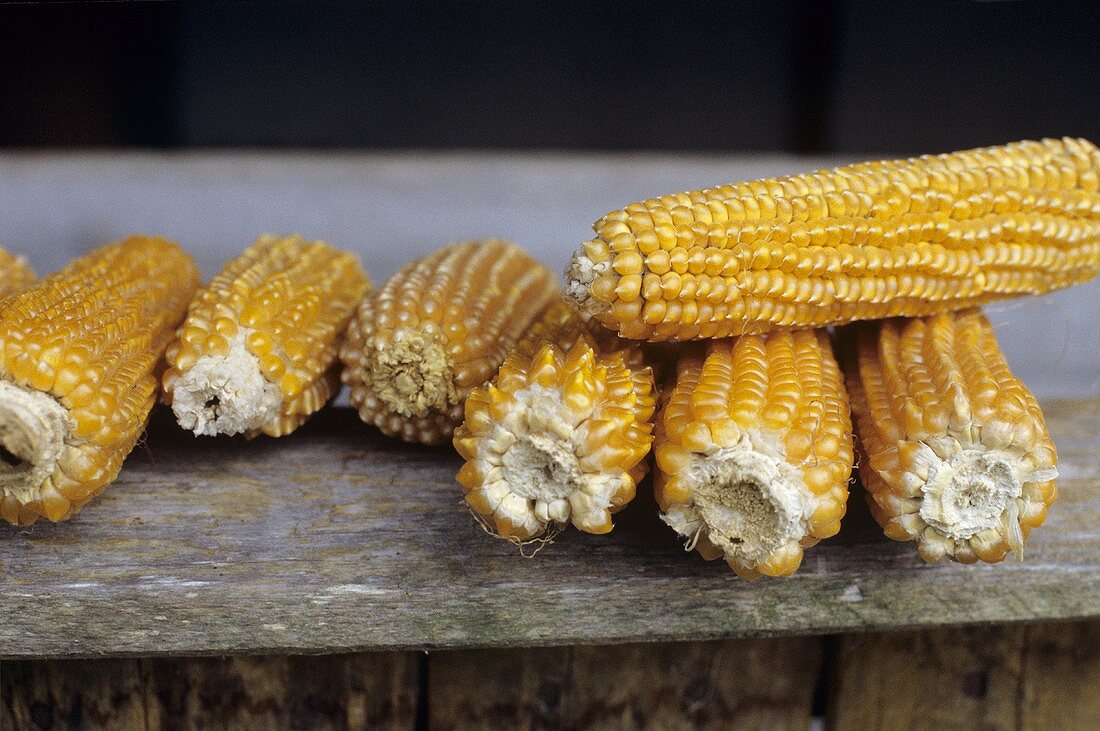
[1,0,1097,154]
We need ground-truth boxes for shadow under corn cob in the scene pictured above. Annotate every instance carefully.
[842,308,1058,564]
[0,236,199,525]
[566,138,1100,341]
[340,239,559,445]
[162,234,370,438]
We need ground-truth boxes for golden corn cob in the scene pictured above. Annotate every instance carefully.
[654,331,853,578]
[0,248,37,298]
[341,239,559,445]
[566,137,1100,341]
[0,236,199,525]
[842,308,1057,564]
[163,234,370,438]
[454,300,656,541]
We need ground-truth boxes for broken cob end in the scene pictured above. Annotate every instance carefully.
[904,442,1058,563]
[167,332,281,437]
[0,380,70,523]
[367,328,456,419]
[658,434,812,580]
[563,244,611,321]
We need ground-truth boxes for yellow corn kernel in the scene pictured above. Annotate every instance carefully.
[0,236,199,525]
[842,308,1057,564]
[566,137,1100,341]
[654,331,853,579]
[454,300,657,543]
[163,234,370,438]
[0,248,37,299]
[341,239,559,445]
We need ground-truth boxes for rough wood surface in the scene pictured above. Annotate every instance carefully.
[429,637,821,730]
[827,620,1100,730]
[0,652,419,730]
[0,397,1097,658]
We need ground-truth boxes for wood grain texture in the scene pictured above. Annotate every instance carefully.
[1015,621,1100,729]
[0,397,1097,658]
[0,652,419,730]
[429,638,821,730]
[827,625,1025,729]
[827,620,1100,731]
[1,657,148,730]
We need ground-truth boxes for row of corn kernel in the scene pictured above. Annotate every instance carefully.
[0,235,566,525]
[565,137,1100,341]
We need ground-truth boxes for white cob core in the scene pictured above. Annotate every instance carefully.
[0,380,69,504]
[502,433,582,502]
[563,250,608,318]
[920,450,1022,539]
[172,330,281,437]
[662,434,812,565]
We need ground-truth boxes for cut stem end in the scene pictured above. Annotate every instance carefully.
[172,335,281,437]
[676,442,809,565]
[0,380,69,504]
[370,330,455,418]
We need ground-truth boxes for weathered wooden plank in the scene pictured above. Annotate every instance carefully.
[143,653,419,730]
[0,653,420,730]
[1016,621,1100,728]
[428,637,821,730]
[0,397,1097,657]
[827,626,1026,729]
[826,620,1100,730]
[0,657,147,730]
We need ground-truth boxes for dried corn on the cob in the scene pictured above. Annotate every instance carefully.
[0,236,199,525]
[163,234,370,438]
[454,300,656,541]
[0,248,36,298]
[341,239,559,445]
[566,137,1100,341]
[843,308,1057,563]
[654,331,853,578]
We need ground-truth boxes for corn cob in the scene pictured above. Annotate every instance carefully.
[566,137,1100,341]
[654,331,853,578]
[0,248,36,298]
[842,308,1057,564]
[341,239,559,445]
[0,236,199,525]
[163,234,370,438]
[454,300,656,541]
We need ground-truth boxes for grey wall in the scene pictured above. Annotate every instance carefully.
[1,151,1096,398]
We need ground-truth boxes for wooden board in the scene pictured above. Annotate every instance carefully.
[1,652,419,730]
[0,397,1097,658]
[429,637,822,730]
[4,623,1096,728]
[827,620,1100,730]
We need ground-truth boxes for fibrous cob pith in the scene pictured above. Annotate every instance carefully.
[0,248,37,298]
[655,331,853,578]
[843,308,1057,564]
[163,234,370,438]
[566,137,1100,341]
[341,239,560,445]
[455,300,656,541]
[0,236,199,525]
